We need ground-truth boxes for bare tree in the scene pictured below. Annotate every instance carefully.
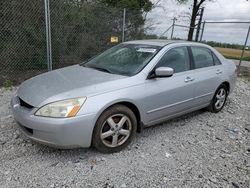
[178,0,208,41]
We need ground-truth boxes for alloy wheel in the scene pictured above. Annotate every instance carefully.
[214,88,226,110]
[100,114,132,148]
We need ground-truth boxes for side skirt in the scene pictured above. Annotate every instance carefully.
[143,103,210,127]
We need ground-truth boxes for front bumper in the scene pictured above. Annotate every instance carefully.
[11,96,96,148]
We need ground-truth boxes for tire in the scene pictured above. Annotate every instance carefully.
[208,84,228,113]
[92,105,137,153]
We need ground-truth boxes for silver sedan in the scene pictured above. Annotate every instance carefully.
[11,40,237,153]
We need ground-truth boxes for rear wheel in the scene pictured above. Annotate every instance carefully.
[208,84,228,113]
[92,105,137,153]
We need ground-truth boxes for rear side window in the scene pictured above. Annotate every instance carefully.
[156,47,190,73]
[191,47,214,69]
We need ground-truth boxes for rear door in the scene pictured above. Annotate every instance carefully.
[189,46,223,106]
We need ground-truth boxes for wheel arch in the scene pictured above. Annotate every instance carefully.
[116,101,142,133]
[221,81,230,93]
[95,100,143,133]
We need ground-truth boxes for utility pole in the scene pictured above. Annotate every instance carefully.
[195,7,204,42]
[171,17,177,40]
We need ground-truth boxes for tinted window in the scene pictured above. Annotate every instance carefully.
[212,53,222,65]
[156,47,190,73]
[191,47,214,69]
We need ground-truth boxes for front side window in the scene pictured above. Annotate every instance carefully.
[82,44,160,76]
[191,47,214,69]
[156,47,190,73]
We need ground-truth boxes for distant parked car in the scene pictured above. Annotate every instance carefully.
[11,40,237,153]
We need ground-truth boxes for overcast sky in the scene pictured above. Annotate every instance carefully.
[146,0,250,45]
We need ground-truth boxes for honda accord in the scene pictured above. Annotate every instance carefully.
[11,40,237,153]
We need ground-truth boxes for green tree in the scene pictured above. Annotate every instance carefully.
[100,0,153,12]
[0,0,154,85]
[100,0,154,40]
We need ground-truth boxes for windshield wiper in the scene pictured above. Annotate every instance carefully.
[85,65,113,74]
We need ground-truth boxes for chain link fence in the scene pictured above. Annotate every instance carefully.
[2,1,249,87]
[0,0,47,86]
[49,2,126,70]
[0,0,148,86]
[168,20,250,66]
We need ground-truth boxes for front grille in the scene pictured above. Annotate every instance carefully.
[19,97,34,109]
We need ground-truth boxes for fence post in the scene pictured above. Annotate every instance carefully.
[171,17,176,40]
[122,8,126,42]
[44,0,52,71]
[200,21,206,42]
[238,25,250,74]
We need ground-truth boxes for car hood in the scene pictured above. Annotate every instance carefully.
[17,65,129,107]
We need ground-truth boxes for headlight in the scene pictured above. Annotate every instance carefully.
[35,97,86,118]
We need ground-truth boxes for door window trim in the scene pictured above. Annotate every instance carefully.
[189,46,222,69]
[152,46,192,74]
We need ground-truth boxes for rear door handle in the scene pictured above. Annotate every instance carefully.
[185,76,194,83]
[216,69,222,74]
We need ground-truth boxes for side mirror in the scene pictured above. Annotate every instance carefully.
[154,67,174,78]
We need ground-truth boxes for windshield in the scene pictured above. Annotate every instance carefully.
[82,43,161,76]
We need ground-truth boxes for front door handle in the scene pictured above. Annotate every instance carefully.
[216,69,222,74]
[185,76,194,83]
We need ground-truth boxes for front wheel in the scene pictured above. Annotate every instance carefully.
[208,84,228,113]
[92,105,137,153]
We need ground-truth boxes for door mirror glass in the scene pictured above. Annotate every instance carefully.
[155,67,174,77]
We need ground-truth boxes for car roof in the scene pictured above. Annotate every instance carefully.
[124,39,203,47]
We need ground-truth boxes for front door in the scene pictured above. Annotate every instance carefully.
[141,46,196,124]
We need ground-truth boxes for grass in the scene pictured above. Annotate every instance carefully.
[215,47,250,61]
[3,80,13,89]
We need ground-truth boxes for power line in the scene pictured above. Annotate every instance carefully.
[205,21,250,24]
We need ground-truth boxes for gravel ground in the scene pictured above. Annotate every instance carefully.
[0,77,250,188]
